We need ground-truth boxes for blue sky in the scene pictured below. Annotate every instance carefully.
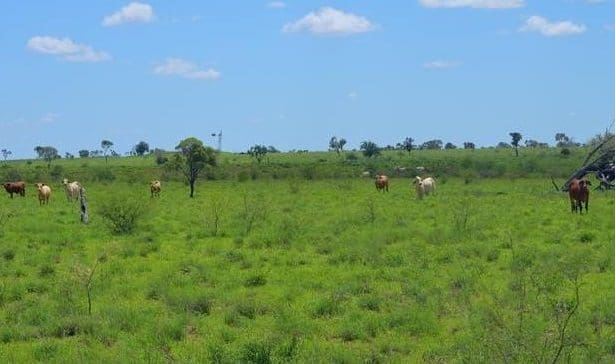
[1,0,614,158]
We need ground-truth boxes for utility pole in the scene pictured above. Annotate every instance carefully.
[211,130,222,152]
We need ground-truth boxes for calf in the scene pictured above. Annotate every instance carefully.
[3,181,25,198]
[414,176,436,199]
[568,178,590,214]
[150,180,161,198]
[36,183,51,205]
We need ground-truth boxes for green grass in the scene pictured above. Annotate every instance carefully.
[0,176,614,362]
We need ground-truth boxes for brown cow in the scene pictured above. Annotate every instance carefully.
[375,175,389,192]
[36,183,51,205]
[568,178,591,214]
[3,181,26,198]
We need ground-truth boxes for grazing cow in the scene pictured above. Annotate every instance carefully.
[375,175,389,192]
[62,179,80,202]
[414,176,436,199]
[3,181,25,198]
[568,178,590,214]
[150,180,161,198]
[36,183,51,205]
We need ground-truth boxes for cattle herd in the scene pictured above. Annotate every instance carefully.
[1,174,593,214]
[2,179,164,205]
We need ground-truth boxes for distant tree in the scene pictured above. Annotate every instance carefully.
[248,145,268,163]
[65,152,74,159]
[172,137,216,198]
[496,142,511,149]
[444,142,457,150]
[34,146,59,168]
[134,141,150,156]
[397,137,414,154]
[555,133,578,148]
[79,149,90,158]
[525,139,539,148]
[1,149,12,161]
[153,148,168,165]
[360,140,380,158]
[421,139,443,150]
[329,136,339,153]
[509,132,522,156]
[101,140,114,165]
[338,138,347,152]
[463,142,475,150]
[267,145,280,153]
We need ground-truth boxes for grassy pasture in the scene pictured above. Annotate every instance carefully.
[0,177,614,362]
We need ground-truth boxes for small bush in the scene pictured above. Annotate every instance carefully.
[241,341,272,364]
[99,195,146,234]
[244,274,267,287]
[2,249,15,261]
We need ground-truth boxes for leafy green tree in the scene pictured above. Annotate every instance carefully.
[173,137,216,198]
[444,142,457,150]
[78,149,90,158]
[509,132,522,157]
[360,140,380,158]
[134,141,150,156]
[101,140,114,164]
[397,137,414,154]
[497,142,511,149]
[34,146,59,168]
[248,145,268,163]
[463,142,475,150]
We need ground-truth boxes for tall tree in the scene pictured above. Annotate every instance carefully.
[509,132,522,157]
[463,142,475,150]
[248,145,268,163]
[78,149,90,158]
[1,149,11,161]
[173,137,216,198]
[397,137,414,154]
[360,140,380,158]
[134,141,150,156]
[338,138,347,152]
[420,139,443,150]
[444,142,457,150]
[329,136,339,153]
[101,140,114,165]
[34,146,59,168]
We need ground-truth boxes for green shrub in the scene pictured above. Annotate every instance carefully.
[241,341,272,364]
[99,194,146,234]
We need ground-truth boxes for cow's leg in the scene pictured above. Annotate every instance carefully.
[570,199,575,213]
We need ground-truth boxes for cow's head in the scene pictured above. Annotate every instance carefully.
[62,178,69,185]
[413,176,422,185]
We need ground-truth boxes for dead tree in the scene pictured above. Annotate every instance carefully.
[559,133,615,191]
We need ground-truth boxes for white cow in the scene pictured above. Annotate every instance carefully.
[414,176,436,199]
[62,179,81,202]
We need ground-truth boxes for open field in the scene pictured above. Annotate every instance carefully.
[1,177,614,362]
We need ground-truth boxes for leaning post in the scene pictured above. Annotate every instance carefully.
[79,186,89,224]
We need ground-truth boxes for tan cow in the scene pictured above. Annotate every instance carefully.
[375,175,389,192]
[150,180,161,198]
[36,183,51,205]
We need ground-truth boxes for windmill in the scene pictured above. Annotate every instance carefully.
[210,130,222,152]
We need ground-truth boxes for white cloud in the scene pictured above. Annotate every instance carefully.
[423,60,460,69]
[27,36,111,63]
[268,1,287,8]
[153,58,221,80]
[102,2,155,27]
[40,113,59,124]
[347,91,359,99]
[418,0,524,8]
[283,7,374,35]
[520,16,586,36]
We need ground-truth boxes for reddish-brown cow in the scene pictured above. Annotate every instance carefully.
[3,181,26,198]
[568,178,591,214]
